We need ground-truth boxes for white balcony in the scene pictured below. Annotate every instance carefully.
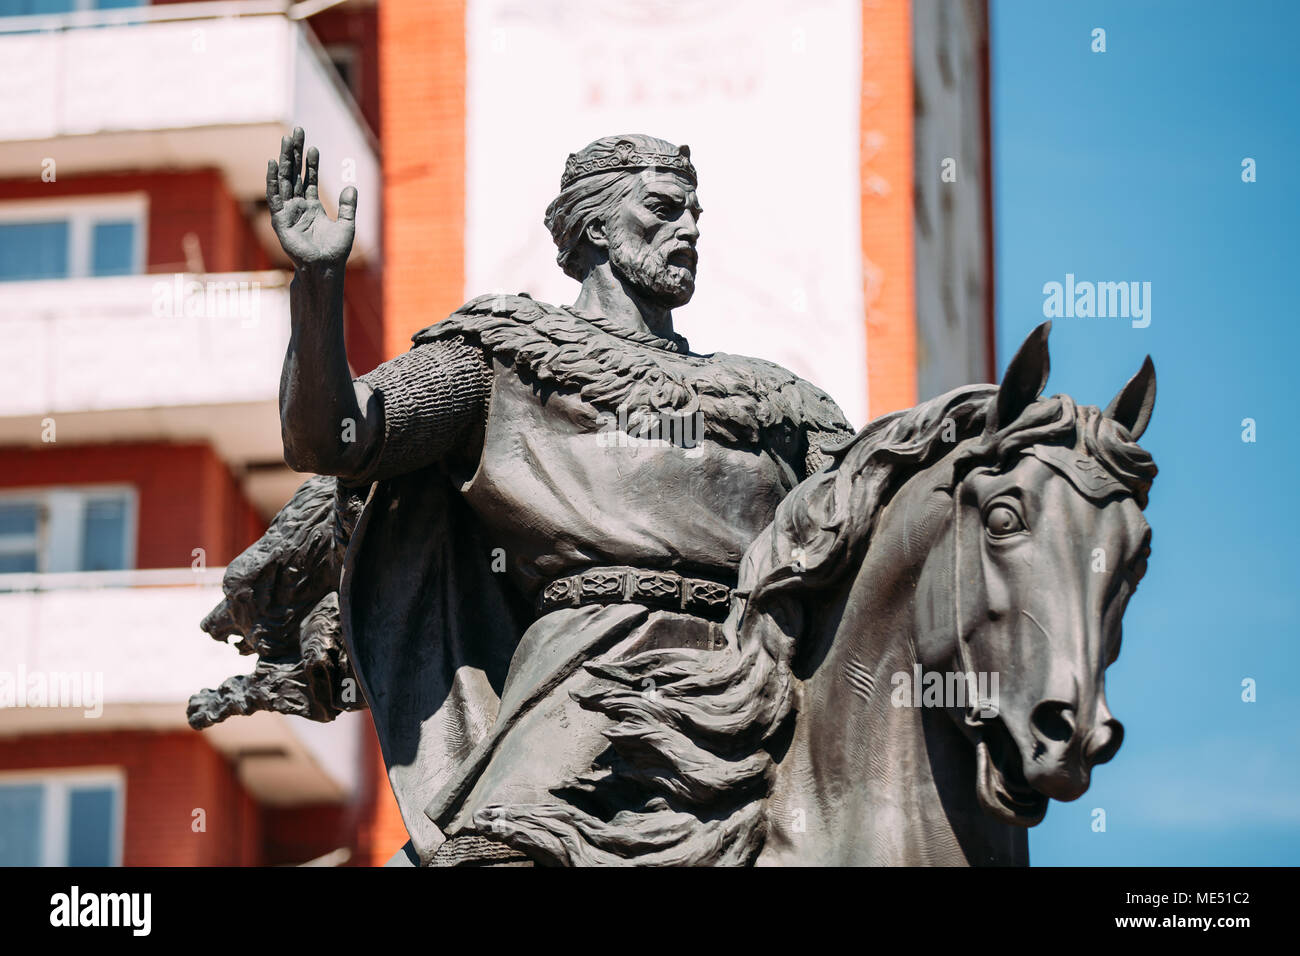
[0,1,379,261]
[0,568,364,806]
[0,271,301,516]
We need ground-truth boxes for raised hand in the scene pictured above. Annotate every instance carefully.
[266,127,357,269]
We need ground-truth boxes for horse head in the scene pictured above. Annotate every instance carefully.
[911,323,1157,826]
[754,322,1158,864]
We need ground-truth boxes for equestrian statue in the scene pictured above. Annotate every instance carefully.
[187,129,1157,866]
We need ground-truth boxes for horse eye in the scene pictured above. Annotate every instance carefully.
[985,504,1024,537]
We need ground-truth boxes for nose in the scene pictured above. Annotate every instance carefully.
[677,210,700,243]
[1084,716,1124,766]
[1029,699,1075,745]
[1024,700,1089,800]
[1024,698,1124,800]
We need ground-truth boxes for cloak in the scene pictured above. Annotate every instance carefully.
[340,465,529,863]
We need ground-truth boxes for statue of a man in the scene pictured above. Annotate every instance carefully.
[192,128,853,866]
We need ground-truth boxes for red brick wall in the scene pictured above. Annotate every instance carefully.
[0,169,270,275]
[379,0,466,358]
[350,723,412,867]
[0,730,261,866]
[343,263,385,375]
[0,442,263,568]
[861,0,917,418]
[261,803,353,866]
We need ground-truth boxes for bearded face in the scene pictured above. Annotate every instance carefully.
[603,172,701,308]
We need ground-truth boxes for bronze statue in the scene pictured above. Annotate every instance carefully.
[188,129,1157,867]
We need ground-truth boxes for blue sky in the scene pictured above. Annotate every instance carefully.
[991,0,1299,864]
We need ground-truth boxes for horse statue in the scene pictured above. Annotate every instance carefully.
[556,322,1157,865]
[190,322,1157,866]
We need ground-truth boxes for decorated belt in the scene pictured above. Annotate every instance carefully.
[536,565,735,619]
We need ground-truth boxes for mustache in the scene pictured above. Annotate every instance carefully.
[664,243,698,268]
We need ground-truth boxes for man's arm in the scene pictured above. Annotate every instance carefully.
[349,335,493,484]
[267,127,381,476]
[280,265,383,476]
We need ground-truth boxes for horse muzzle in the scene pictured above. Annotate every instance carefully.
[1019,699,1124,801]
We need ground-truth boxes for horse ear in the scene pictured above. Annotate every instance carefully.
[990,321,1051,432]
[1103,355,1156,440]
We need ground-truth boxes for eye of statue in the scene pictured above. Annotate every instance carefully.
[645,192,682,214]
[984,503,1025,537]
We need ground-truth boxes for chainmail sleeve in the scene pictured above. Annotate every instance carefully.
[804,422,854,477]
[351,335,493,484]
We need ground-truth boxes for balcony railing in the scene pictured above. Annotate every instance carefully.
[0,567,226,593]
[0,565,362,804]
[0,270,289,415]
[0,271,290,462]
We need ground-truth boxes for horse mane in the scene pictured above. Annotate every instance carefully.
[748,384,1156,606]
[493,385,1155,865]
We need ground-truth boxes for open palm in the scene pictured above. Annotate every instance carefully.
[266,127,357,268]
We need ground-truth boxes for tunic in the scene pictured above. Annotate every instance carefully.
[347,293,853,862]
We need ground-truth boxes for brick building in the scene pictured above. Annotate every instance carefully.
[0,0,991,866]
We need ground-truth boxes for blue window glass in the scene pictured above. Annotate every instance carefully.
[0,0,140,13]
[0,785,44,867]
[80,497,127,571]
[90,220,136,277]
[0,501,38,573]
[0,1,74,16]
[0,501,36,536]
[0,553,37,573]
[67,786,115,866]
[0,221,69,281]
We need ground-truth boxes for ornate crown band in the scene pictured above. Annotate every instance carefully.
[561,140,697,190]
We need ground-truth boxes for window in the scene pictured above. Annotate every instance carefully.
[0,486,136,574]
[0,221,68,280]
[80,495,129,571]
[0,500,39,573]
[90,220,137,276]
[0,771,124,867]
[0,1,139,16]
[0,197,146,282]
[323,43,360,101]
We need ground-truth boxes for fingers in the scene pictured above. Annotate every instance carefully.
[337,186,358,223]
[266,160,283,213]
[305,147,319,201]
[277,133,294,202]
[291,127,305,199]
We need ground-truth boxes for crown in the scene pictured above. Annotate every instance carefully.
[560,138,697,190]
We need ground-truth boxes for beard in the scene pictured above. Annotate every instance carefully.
[607,220,697,308]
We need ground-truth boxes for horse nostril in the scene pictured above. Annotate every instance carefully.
[1030,700,1076,744]
[1085,720,1124,766]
